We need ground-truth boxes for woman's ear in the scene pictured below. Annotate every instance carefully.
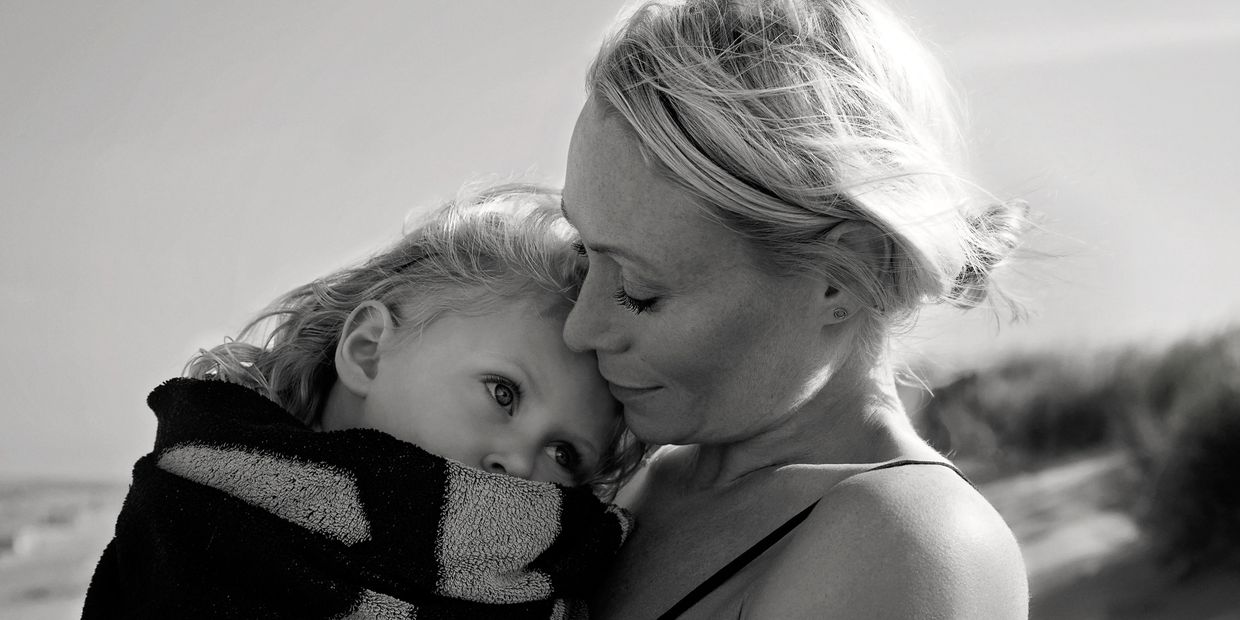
[819,220,892,323]
[334,300,397,398]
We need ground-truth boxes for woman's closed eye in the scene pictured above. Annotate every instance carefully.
[613,288,657,314]
[573,240,660,314]
[482,375,522,415]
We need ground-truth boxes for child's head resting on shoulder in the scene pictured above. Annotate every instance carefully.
[186,183,646,500]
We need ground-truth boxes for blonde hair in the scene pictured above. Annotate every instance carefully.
[589,0,1026,339]
[186,183,646,497]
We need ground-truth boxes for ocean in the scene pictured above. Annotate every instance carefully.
[0,480,125,620]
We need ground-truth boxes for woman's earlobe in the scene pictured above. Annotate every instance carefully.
[825,299,853,324]
[821,285,858,325]
[334,301,395,397]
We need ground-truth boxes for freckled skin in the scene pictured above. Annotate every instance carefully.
[562,101,832,449]
[562,99,1029,619]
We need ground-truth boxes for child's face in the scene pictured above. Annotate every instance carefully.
[355,298,619,486]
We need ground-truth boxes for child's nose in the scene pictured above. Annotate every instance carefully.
[481,450,535,480]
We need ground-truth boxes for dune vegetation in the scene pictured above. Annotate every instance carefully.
[916,325,1240,615]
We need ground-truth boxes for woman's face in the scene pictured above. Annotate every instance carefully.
[562,100,831,446]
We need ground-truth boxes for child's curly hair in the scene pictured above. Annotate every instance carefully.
[185,183,648,499]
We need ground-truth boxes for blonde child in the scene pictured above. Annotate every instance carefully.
[84,184,643,619]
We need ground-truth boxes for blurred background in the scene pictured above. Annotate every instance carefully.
[2,1,1237,617]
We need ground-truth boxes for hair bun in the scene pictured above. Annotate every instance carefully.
[948,199,1029,309]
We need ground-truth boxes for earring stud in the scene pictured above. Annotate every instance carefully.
[833,307,848,320]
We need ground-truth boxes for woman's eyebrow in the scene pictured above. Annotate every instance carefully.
[561,197,660,272]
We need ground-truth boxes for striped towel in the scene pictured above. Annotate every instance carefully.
[83,378,633,619]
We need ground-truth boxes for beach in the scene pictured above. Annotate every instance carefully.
[0,480,124,620]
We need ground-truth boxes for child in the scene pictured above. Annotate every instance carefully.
[83,184,645,619]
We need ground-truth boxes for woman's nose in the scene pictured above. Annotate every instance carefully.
[563,275,622,354]
[482,450,535,480]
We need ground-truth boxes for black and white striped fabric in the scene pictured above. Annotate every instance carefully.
[84,378,633,619]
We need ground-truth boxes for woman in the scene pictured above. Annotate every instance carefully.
[560,0,1030,617]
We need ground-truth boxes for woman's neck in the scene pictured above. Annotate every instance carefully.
[675,354,924,490]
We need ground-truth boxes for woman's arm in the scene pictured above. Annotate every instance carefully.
[742,465,1028,619]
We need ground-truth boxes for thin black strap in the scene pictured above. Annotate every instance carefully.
[655,459,968,619]
[866,458,974,488]
[655,500,819,620]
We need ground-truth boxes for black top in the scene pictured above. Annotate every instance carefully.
[655,459,972,620]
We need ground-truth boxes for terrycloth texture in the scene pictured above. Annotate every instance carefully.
[83,378,634,620]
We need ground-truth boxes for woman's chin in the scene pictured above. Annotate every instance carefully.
[621,401,693,446]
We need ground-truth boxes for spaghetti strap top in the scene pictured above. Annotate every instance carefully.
[654,459,972,620]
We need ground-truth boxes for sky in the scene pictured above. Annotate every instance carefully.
[2,0,1238,479]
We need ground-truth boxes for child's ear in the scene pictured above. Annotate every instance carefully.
[334,301,397,398]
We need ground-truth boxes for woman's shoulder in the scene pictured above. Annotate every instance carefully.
[743,461,1029,619]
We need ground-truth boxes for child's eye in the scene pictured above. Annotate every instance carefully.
[482,376,520,414]
[492,383,514,408]
[571,241,587,256]
[545,443,581,472]
[613,288,657,314]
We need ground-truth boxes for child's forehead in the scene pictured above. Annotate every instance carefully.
[395,288,570,327]
[532,295,575,322]
[401,296,576,352]
[475,293,573,323]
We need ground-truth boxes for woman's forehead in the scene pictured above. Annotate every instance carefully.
[564,105,752,275]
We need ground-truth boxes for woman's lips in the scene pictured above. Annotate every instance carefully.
[606,383,661,402]
[599,364,660,400]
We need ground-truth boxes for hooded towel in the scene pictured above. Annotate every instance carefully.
[83,378,632,619]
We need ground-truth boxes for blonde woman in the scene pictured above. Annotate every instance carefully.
[561,0,1030,617]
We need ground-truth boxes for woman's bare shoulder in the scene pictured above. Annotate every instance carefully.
[743,463,1029,619]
